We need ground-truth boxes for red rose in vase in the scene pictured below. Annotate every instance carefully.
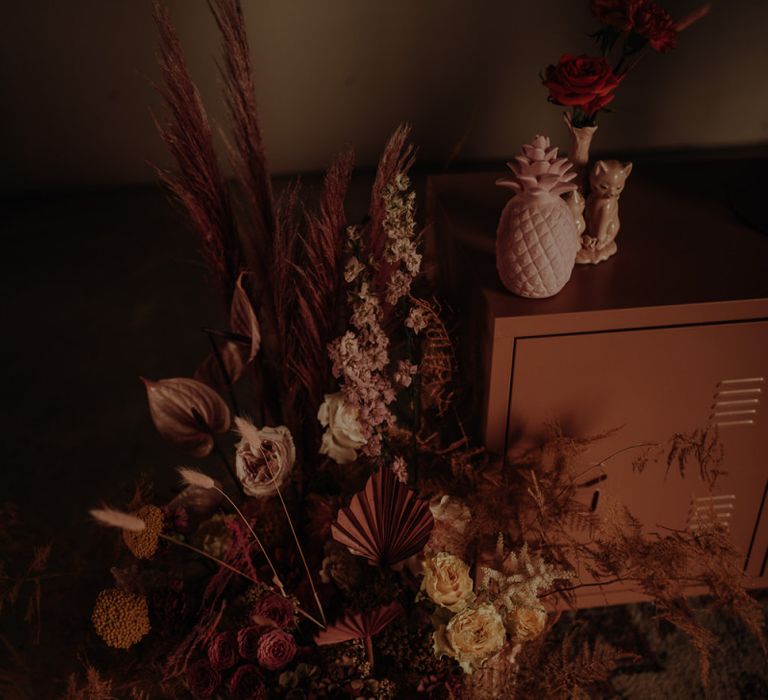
[590,0,642,32]
[256,629,297,671]
[631,1,678,52]
[543,54,623,118]
[186,659,221,699]
[228,665,267,700]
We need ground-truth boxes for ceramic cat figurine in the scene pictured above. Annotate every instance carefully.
[577,159,632,264]
[565,189,586,238]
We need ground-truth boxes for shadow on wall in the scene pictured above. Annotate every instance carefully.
[1,0,767,193]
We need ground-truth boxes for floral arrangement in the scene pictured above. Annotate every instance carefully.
[543,0,711,128]
[58,2,766,698]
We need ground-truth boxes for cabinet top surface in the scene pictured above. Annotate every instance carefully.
[428,158,768,320]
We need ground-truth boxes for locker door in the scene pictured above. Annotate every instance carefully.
[508,320,768,605]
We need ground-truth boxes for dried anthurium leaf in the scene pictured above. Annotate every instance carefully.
[195,272,261,387]
[194,341,249,387]
[331,467,434,567]
[315,602,403,646]
[230,272,261,362]
[142,377,230,458]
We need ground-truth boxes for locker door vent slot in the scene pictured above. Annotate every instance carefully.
[688,494,735,533]
[710,377,763,428]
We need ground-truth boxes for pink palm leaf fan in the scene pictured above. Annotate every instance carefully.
[331,467,434,567]
[315,602,403,669]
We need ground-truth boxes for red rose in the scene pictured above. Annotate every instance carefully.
[186,659,221,699]
[591,0,642,32]
[543,54,622,117]
[631,1,678,52]
[228,665,267,700]
[237,625,263,660]
[207,631,238,671]
[256,629,297,671]
[252,593,295,629]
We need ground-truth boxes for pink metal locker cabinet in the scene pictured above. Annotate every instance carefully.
[426,157,768,604]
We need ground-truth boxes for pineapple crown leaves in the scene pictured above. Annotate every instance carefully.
[497,134,578,197]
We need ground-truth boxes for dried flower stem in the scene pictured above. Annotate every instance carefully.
[159,533,323,628]
[565,442,658,494]
[259,447,327,627]
[191,408,243,496]
[364,634,375,671]
[201,326,251,345]
[205,330,241,415]
[212,485,287,598]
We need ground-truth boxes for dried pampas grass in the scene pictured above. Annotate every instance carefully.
[152,0,242,296]
[90,508,146,532]
[177,467,216,491]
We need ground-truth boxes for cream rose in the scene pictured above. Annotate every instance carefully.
[422,553,475,612]
[317,393,366,464]
[433,603,506,674]
[235,424,295,498]
[505,605,547,642]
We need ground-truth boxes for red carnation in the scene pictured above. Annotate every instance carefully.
[207,631,238,671]
[631,1,678,52]
[237,625,263,660]
[256,629,297,671]
[252,593,295,629]
[186,659,221,699]
[228,665,267,700]
[543,54,623,117]
[590,0,642,32]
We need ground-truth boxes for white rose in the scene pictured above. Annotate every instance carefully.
[505,605,547,642]
[235,424,295,498]
[317,393,366,464]
[433,603,506,674]
[422,552,475,612]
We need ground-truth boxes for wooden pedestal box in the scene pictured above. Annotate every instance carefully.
[426,157,768,604]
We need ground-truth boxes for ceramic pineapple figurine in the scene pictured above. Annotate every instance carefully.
[496,135,580,298]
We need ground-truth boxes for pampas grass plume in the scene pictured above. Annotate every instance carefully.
[234,415,260,446]
[91,508,146,532]
[178,466,216,490]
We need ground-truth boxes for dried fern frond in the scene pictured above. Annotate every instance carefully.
[666,426,725,487]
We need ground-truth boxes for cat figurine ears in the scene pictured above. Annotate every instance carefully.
[592,160,633,177]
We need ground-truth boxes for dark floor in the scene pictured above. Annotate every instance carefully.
[1,181,766,697]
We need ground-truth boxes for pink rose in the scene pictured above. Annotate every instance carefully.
[228,665,267,700]
[186,659,221,699]
[207,631,237,671]
[252,593,295,629]
[256,629,297,671]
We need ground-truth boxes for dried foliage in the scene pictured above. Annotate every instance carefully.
[284,150,354,425]
[412,297,455,416]
[516,631,637,699]
[208,0,275,275]
[64,663,115,700]
[152,0,241,295]
[666,426,725,487]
